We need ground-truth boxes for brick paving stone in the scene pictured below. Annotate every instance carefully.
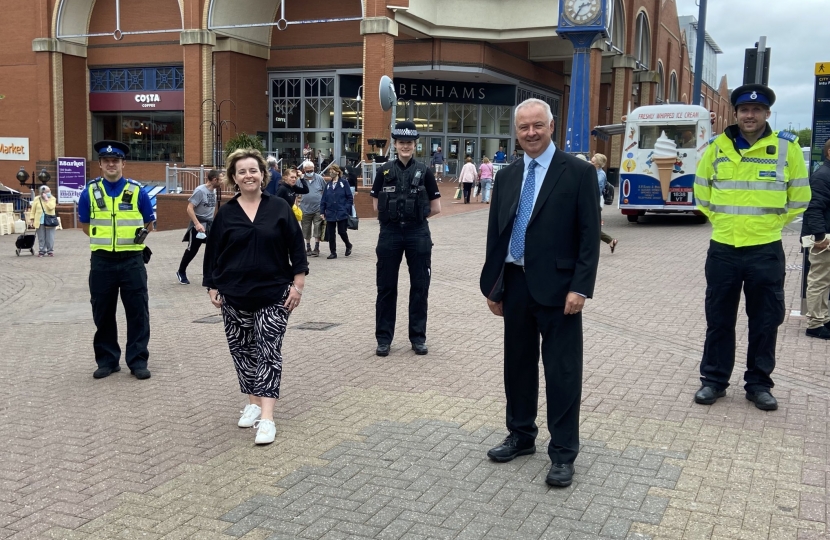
[1,210,829,539]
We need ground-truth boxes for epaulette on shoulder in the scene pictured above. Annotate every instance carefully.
[126,179,143,187]
[709,135,718,145]
[777,130,798,143]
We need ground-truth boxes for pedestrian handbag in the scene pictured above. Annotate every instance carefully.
[347,215,359,230]
[444,164,450,173]
[454,188,462,199]
[40,200,59,227]
[602,183,615,205]
[474,183,481,197]
[292,203,303,221]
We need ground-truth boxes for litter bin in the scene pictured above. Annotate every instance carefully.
[607,167,620,187]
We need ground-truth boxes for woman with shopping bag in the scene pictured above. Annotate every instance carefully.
[457,156,478,204]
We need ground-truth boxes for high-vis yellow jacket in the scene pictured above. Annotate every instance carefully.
[694,126,810,247]
[87,179,146,253]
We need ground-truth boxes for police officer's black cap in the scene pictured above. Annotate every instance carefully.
[391,120,419,141]
[94,140,130,159]
[730,84,775,108]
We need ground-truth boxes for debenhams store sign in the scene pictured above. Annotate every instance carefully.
[0,137,29,161]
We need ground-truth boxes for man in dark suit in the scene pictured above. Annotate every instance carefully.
[479,98,600,487]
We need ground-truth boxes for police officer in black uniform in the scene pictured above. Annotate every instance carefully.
[371,120,442,356]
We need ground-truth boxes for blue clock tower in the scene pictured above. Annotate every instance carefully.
[557,0,608,154]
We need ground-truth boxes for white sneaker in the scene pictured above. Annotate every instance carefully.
[253,419,276,445]
[238,404,261,428]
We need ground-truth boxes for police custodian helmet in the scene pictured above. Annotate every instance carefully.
[730,84,776,109]
[391,120,419,141]
[94,140,130,159]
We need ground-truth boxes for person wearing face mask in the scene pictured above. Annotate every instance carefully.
[28,185,58,257]
[298,160,326,256]
[370,120,442,356]
[319,164,354,259]
[203,148,308,445]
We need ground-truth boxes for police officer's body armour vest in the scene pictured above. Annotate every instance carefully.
[377,160,430,224]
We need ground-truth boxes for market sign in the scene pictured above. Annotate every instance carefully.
[89,91,184,111]
[0,137,29,160]
[57,157,87,203]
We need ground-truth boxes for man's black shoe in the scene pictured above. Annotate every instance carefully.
[327,253,337,259]
[93,365,121,379]
[411,343,428,355]
[746,390,778,411]
[545,463,575,487]
[487,434,535,463]
[694,385,726,405]
[806,326,830,339]
[376,344,390,357]
[131,368,151,380]
[345,245,352,257]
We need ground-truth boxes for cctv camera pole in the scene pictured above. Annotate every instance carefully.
[754,37,767,84]
[691,0,708,105]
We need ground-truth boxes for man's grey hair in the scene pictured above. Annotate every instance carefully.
[266,155,277,165]
[515,98,553,125]
[301,160,315,171]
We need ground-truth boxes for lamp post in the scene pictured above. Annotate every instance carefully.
[355,85,363,131]
[16,167,50,219]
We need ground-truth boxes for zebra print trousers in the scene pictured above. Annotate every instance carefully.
[221,298,290,399]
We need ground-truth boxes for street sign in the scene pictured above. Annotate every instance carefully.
[810,62,830,173]
[743,47,771,85]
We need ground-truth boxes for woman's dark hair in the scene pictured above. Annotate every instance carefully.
[225,148,269,191]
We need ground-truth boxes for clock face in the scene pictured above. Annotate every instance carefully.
[563,0,601,24]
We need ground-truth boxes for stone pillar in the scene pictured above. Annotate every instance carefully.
[610,55,635,169]
[360,12,397,162]
[181,30,216,166]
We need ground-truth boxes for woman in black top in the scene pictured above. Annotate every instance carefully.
[274,167,309,208]
[203,148,309,446]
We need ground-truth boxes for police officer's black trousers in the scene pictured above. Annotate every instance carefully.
[700,240,786,393]
[375,223,432,345]
[89,253,150,371]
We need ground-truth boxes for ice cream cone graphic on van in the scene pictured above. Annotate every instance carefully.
[652,131,677,201]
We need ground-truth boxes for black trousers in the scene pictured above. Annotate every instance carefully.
[375,222,432,345]
[325,219,351,253]
[503,263,582,464]
[89,253,150,371]
[179,227,206,273]
[700,240,786,392]
[462,182,473,203]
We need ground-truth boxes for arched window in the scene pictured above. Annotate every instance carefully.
[634,12,651,70]
[606,0,625,53]
[669,72,678,102]
[657,62,665,103]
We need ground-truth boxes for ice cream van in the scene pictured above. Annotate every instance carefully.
[615,104,714,222]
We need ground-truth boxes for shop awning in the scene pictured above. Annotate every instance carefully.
[0,183,21,194]
[591,123,626,141]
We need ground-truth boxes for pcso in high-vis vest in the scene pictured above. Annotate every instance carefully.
[370,120,442,357]
[77,140,156,380]
[693,84,810,411]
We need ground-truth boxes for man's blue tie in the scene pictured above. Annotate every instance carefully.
[510,159,538,261]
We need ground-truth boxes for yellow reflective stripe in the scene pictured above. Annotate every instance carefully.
[116,238,138,245]
[117,219,145,226]
[708,204,786,215]
[89,218,111,226]
[90,237,111,245]
[695,176,710,187]
[711,180,787,191]
[789,177,810,188]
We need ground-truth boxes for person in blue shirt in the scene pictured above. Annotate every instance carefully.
[264,155,283,195]
[494,146,507,164]
[77,140,156,381]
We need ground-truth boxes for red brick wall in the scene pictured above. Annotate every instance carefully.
[87,0,183,64]
[154,193,191,231]
[63,55,88,159]
[214,52,268,137]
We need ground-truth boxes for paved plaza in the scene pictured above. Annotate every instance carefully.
[0,203,828,540]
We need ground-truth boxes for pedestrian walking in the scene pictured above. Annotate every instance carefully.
[298,160,326,256]
[430,146,445,182]
[203,148,308,445]
[801,138,830,339]
[77,140,156,380]
[263,156,283,195]
[479,98,600,488]
[591,153,618,253]
[692,84,811,411]
[458,157,478,204]
[370,120,442,356]
[319,164,354,259]
[176,169,222,285]
[28,186,58,256]
[479,157,494,204]
[345,160,359,217]
[274,167,308,208]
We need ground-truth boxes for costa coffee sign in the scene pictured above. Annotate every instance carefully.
[89,91,184,112]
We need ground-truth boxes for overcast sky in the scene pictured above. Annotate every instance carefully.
[674,0,829,135]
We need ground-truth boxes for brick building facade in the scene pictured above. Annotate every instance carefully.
[0,0,731,192]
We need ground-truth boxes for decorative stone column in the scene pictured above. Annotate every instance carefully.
[180,30,215,166]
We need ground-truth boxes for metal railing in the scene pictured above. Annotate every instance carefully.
[165,164,207,194]
[361,161,380,187]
